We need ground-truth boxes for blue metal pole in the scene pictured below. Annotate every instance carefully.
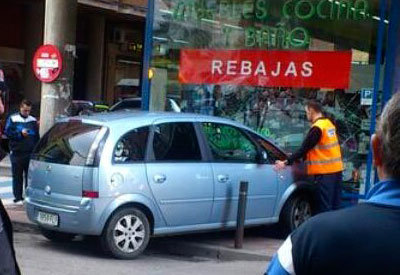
[141,0,155,111]
[382,0,400,105]
[364,0,387,197]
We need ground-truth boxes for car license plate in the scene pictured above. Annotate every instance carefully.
[37,211,59,227]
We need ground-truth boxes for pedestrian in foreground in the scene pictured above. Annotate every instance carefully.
[0,198,21,275]
[266,92,400,274]
[275,100,343,213]
[5,99,39,203]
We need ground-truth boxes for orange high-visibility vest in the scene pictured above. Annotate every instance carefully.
[306,118,344,175]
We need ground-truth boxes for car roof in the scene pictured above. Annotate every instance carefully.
[61,111,249,130]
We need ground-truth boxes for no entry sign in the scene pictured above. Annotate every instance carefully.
[33,44,62,83]
[179,49,352,89]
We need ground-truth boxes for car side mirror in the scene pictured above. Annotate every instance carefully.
[256,151,268,164]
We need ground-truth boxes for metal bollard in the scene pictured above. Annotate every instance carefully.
[235,181,249,249]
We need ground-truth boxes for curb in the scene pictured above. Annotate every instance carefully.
[149,239,271,262]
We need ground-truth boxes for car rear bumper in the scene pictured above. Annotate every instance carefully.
[25,196,104,235]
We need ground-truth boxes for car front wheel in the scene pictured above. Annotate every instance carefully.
[101,207,150,259]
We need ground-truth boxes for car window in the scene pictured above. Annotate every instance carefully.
[202,123,257,163]
[113,127,149,163]
[152,122,201,161]
[32,122,102,166]
[247,131,286,163]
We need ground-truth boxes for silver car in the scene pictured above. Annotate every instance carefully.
[25,112,314,259]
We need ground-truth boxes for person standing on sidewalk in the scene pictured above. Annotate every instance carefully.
[275,100,343,213]
[266,91,400,275]
[5,99,39,203]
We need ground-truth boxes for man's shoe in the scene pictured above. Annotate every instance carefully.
[13,198,23,203]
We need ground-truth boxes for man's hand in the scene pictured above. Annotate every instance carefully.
[274,160,287,171]
[21,129,29,137]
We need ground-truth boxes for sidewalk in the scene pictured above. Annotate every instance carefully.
[5,204,283,262]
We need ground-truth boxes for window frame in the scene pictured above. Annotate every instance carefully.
[146,121,207,163]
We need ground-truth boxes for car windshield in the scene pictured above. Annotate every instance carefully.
[32,122,102,166]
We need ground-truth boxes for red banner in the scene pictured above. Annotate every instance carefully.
[179,50,352,89]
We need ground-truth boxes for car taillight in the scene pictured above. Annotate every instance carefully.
[82,190,99,198]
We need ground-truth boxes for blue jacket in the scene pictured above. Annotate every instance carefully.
[266,179,400,275]
[5,113,39,154]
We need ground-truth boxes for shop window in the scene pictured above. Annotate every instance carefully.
[151,0,388,196]
[113,127,149,163]
[202,123,257,163]
[152,122,201,161]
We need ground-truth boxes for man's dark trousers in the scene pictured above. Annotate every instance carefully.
[10,153,30,201]
[312,172,342,213]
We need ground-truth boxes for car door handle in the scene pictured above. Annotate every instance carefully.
[217,175,230,183]
[153,174,167,184]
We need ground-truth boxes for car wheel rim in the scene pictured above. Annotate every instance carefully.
[113,214,145,253]
[293,200,312,229]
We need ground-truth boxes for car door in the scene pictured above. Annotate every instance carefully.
[146,121,214,227]
[200,122,279,224]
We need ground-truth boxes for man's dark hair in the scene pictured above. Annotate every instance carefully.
[306,100,323,114]
[377,92,400,179]
[20,99,32,107]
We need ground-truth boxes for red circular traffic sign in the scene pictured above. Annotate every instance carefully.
[32,44,63,83]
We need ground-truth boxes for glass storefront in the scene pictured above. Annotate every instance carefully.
[149,0,389,197]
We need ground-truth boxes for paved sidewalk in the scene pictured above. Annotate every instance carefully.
[4,204,283,262]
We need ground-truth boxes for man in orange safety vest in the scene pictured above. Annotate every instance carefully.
[275,100,344,213]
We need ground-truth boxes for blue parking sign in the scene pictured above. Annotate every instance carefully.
[361,88,373,106]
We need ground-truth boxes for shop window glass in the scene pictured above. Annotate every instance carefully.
[153,122,201,161]
[202,123,257,162]
[113,127,149,163]
[151,0,388,196]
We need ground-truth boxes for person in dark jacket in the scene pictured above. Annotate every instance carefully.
[5,99,39,203]
[0,199,21,275]
[266,92,400,275]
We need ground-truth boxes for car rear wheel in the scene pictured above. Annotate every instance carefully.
[40,228,76,242]
[280,194,312,233]
[101,207,150,259]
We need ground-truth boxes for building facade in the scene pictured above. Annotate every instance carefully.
[145,0,399,199]
[0,0,147,116]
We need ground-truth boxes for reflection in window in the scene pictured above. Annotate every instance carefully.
[202,123,257,162]
[153,123,201,161]
[32,122,101,166]
[114,127,149,163]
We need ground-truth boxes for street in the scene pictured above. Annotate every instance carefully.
[14,232,268,275]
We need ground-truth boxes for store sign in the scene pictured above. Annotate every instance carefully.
[172,0,370,49]
[180,49,352,89]
[33,45,63,83]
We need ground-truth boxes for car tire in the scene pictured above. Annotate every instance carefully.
[101,207,150,259]
[40,228,76,242]
[280,194,312,234]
